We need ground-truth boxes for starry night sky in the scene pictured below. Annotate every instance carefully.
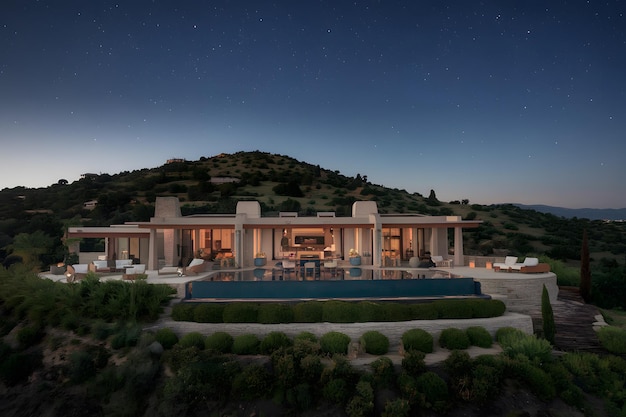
[1,1,625,208]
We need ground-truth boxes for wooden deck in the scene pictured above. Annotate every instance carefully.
[533,286,606,353]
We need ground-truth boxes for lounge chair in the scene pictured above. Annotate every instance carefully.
[122,264,146,280]
[509,257,549,273]
[431,255,453,268]
[159,258,206,276]
[493,256,518,271]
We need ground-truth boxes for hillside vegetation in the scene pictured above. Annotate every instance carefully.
[0,151,625,303]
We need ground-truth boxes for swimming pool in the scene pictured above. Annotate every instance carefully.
[187,267,481,301]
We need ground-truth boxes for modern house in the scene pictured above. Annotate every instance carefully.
[67,197,481,270]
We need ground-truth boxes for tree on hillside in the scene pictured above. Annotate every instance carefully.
[580,229,591,303]
[5,230,55,269]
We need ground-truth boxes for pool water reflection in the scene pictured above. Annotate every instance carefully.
[200,267,464,282]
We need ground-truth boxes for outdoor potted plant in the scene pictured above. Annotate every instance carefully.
[254,252,267,267]
[349,248,361,266]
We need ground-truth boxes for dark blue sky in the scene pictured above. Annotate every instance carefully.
[1,1,625,208]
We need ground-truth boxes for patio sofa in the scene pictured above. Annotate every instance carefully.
[89,259,133,273]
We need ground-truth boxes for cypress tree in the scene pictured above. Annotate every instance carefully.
[580,229,591,303]
[542,284,556,344]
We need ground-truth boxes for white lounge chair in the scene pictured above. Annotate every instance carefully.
[431,255,453,268]
[510,257,539,271]
[493,256,518,271]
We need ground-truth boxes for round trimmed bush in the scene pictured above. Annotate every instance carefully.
[466,326,493,348]
[179,331,206,350]
[205,331,233,353]
[232,334,260,355]
[154,328,179,349]
[320,331,351,355]
[401,328,433,353]
[439,328,470,350]
[260,331,292,354]
[360,331,389,355]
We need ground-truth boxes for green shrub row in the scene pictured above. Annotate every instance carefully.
[172,299,506,324]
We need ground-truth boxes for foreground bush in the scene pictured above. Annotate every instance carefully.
[223,303,258,323]
[154,328,179,350]
[439,328,470,350]
[402,328,433,353]
[598,326,626,354]
[205,331,233,353]
[466,326,493,348]
[260,331,292,354]
[320,331,351,355]
[360,330,389,355]
[232,334,260,355]
[178,332,206,350]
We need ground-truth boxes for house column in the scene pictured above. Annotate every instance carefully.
[148,229,158,270]
[454,227,464,266]
[235,228,242,268]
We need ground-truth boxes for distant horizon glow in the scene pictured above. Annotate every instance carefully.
[1,1,625,209]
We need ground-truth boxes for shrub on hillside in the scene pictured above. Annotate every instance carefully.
[232,334,260,355]
[320,331,351,355]
[369,356,395,388]
[260,331,292,354]
[401,349,426,376]
[294,331,317,343]
[345,380,374,417]
[110,323,142,349]
[16,324,44,349]
[439,328,470,350]
[231,364,271,400]
[0,351,42,386]
[205,331,233,353]
[179,332,206,350]
[360,331,389,355]
[154,328,179,349]
[401,328,433,353]
[414,371,449,412]
[466,326,493,348]
[502,335,552,364]
[69,350,96,384]
[382,398,411,417]
[598,326,626,354]
[258,303,294,324]
[223,303,259,323]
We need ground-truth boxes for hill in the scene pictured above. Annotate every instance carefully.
[0,151,625,269]
[514,204,626,221]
